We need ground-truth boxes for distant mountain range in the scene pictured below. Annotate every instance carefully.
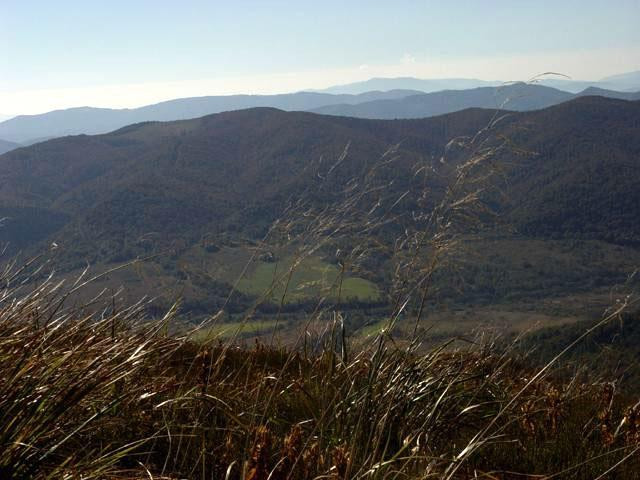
[0,90,421,144]
[314,71,640,94]
[599,70,640,90]
[313,77,501,94]
[0,70,638,148]
[311,83,640,119]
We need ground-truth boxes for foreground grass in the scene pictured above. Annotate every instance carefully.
[1,266,639,479]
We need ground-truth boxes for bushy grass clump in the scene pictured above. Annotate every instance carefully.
[0,261,639,479]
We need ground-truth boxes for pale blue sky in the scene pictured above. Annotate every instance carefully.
[1,0,639,114]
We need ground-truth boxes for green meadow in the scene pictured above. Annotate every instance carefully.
[235,254,381,304]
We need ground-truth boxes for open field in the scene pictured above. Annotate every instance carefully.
[236,254,380,303]
[189,319,282,341]
[41,233,639,348]
[180,245,381,302]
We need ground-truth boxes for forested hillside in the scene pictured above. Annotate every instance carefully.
[1,97,639,318]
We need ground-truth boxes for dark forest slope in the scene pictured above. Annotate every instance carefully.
[1,97,639,313]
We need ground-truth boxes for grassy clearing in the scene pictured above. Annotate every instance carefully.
[355,317,391,337]
[236,254,380,303]
[190,319,281,340]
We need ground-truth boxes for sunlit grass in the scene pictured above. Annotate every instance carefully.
[236,254,380,303]
[190,319,281,341]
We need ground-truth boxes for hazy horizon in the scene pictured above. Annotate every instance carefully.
[1,0,639,116]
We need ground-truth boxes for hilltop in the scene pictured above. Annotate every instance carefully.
[0,139,20,155]
[1,82,638,145]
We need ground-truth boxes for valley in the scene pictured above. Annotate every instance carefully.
[2,96,638,345]
[3,3,640,476]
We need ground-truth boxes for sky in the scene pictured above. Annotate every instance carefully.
[1,0,639,115]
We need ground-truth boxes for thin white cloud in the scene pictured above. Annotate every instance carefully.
[401,53,417,65]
